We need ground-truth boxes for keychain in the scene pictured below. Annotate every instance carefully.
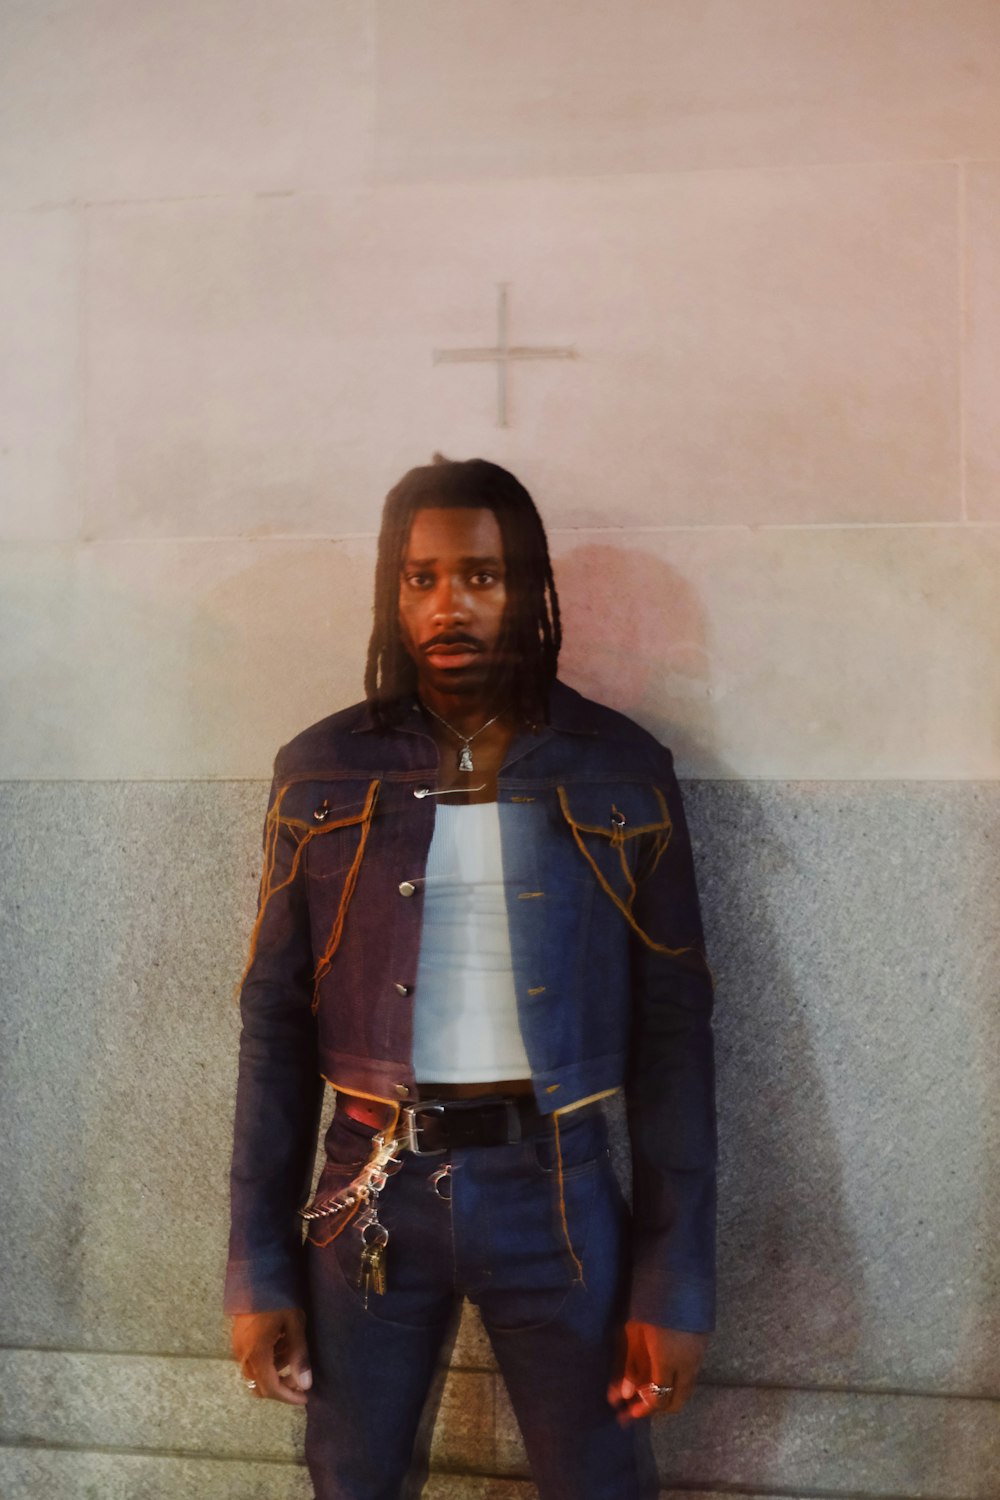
[357,1221,389,1307]
[300,1132,403,1302]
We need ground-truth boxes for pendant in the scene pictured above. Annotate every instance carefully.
[458,745,474,773]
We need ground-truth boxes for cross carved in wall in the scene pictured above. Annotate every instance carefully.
[432,283,578,428]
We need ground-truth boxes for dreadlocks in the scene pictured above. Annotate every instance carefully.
[364,453,561,729]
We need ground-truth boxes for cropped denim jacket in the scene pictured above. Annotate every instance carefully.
[225,680,717,1332]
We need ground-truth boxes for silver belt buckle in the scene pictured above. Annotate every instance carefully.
[402,1101,447,1155]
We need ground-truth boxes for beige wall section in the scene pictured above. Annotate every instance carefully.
[0,209,82,541]
[80,166,960,540]
[1,6,998,781]
[965,163,1000,521]
[374,0,1000,178]
[2,526,1000,780]
[0,0,375,208]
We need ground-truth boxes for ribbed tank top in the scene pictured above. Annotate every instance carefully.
[411,802,531,1083]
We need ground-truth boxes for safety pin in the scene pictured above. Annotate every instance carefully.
[413,785,486,798]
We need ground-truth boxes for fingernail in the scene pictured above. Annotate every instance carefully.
[621,1379,634,1399]
[301,1368,313,1390]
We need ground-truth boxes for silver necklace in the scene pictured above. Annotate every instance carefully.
[421,701,500,772]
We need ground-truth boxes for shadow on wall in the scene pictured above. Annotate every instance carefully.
[555,542,866,1426]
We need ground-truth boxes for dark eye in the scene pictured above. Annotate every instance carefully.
[404,573,433,589]
[470,570,499,586]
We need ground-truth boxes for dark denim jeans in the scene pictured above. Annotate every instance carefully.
[303,1107,658,1500]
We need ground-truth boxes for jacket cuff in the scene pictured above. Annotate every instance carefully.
[223,1250,306,1317]
[628,1257,716,1333]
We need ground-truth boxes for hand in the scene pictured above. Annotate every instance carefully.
[231,1307,312,1406]
[607,1320,708,1424]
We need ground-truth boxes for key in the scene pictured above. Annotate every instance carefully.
[356,1223,389,1307]
[357,1240,388,1307]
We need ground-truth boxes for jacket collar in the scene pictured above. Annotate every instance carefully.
[350,678,598,737]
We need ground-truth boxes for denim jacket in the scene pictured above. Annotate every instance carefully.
[225,679,717,1331]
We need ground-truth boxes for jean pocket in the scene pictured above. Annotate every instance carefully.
[323,1108,380,1168]
[476,1161,603,1333]
[303,1114,378,1248]
[303,1161,365,1248]
[528,1114,609,1179]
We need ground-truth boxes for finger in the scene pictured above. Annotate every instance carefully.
[246,1332,309,1407]
[283,1326,313,1394]
[662,1359,697,1413]
[617,1369,684,1424]
[650,1369,681,1415]
[609,1344,652,1422]
[619,1384,674,1423]
[253,1353,309,1406]
[619,1332,651,1406]
[606,1327,629,1409]
[276,1362,312,1396]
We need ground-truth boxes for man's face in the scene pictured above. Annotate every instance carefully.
[397,506,508,700]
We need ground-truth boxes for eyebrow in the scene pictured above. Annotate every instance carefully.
[401,554,504,569]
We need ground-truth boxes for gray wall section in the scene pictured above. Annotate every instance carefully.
[1,780,998,1495]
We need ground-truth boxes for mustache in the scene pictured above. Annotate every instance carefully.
[421,632,485,653]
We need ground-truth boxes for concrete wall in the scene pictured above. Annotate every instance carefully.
[2,3,998,1495]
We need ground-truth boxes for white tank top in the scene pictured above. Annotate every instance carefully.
[411,802,531,1083]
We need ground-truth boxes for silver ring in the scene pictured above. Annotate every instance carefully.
[643,1381,674,1400]
[245,1379,257,1391]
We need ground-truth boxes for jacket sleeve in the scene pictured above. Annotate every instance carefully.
[224,750,324,1315]
[625,743,717,1332]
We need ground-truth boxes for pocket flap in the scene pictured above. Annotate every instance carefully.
[277,777,381,833]
[556,782,670,841]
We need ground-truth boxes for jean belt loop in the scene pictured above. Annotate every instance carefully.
[504,1098,523,1143]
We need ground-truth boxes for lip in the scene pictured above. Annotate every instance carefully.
[424,646,481,669]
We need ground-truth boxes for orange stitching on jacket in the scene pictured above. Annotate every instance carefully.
[555,1086,620,1114]
[233,779,381,1006]
[320,1078,402,1146]
[233,782,297,1000]
[639,789,673,882]
[312,781,382,1007]
[556,790,672,840]
[556,786,696,958]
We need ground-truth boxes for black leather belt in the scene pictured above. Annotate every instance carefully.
[401,1094,546,1154]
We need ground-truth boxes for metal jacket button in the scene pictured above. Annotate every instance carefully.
[398,880,416,897]
[313,800,330,822]
[394,983,411,996]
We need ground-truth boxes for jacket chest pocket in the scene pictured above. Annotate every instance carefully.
[303,781,382,880]
[556,781,672,918]
[287,778,381,1000]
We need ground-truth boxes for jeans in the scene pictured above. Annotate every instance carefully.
[303,1107,659,1500]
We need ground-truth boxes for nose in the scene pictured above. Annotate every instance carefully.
[430,575,470,627]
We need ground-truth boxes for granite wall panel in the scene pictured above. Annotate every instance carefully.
[1,780,996,1403]
[2,1351,998,1500]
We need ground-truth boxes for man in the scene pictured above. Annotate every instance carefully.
[226,454,717,1499]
